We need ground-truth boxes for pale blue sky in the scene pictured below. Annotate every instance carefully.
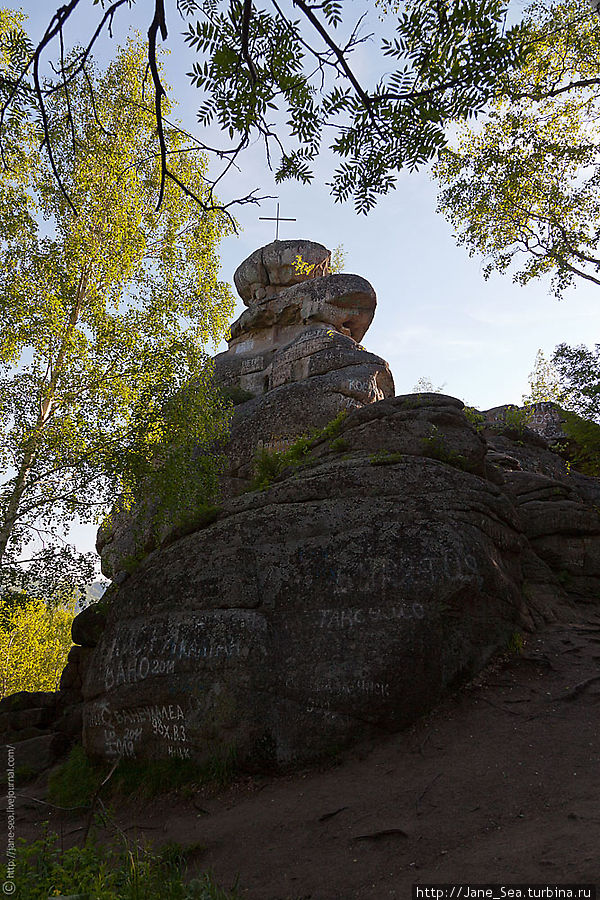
[17,0,598,407]
[14,1,599,559]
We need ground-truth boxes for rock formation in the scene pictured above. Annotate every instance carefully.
[4,240,600,775]
[79,389,600,767]
[98,239,394,580]
[212,239,394,489]
[82,393,525,765]
[483,401,566,445]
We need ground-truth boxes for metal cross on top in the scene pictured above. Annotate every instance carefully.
[259,202,296,241]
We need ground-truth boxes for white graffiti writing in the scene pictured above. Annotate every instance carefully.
[318,604,425,628]
[152,719,187,742]
[104,656,175,691]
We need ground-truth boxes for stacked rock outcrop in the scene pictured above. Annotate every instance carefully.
[98,240,395,579]
[9,238,600,776]
[213,239,394,489]
[79,244,600,768]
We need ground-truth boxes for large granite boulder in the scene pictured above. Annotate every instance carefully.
[82,394,528,766]
[70,242,600,772]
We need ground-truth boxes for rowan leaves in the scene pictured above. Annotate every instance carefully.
[3,1,533,214]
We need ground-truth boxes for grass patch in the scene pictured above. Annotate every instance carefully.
[220,385,254,406]
[48,744,105,807]
[48,745,240,808]
[120,503,222,574]
[163,503,222,545]
[250,410,348,491]
[317,409,348,441]
[421,426,475,472]
[328,436,349,453]
[401,395,423,410]
[369,450,404,466]
[556,569,571,587]
[112,748,239,799]
[1,829,238,899]
[506,630,524,655]
[122,548,149,576]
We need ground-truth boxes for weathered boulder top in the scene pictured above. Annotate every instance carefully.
[483,402,566,444]
[225,239,377,359]
[234,239,331,305]
[228,272,376,348]
[213,238,388,411]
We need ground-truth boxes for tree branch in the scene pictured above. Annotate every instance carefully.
[240,0,258,84]
[292,0,377,127]
[147,0,169,210]
[512,76,600,103]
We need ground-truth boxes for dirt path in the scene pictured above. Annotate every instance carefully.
[9,610,600,898]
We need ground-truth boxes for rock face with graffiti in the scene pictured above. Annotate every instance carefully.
[81,386,600,767]
[8,240,600,776]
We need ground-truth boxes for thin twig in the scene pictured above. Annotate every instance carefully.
[82,758,119,845]
[14,793,90,812]
[416,772,442,810]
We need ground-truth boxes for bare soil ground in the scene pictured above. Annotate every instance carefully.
[8,607,600,899]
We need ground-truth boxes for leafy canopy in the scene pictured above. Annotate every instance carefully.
[0,594,74,698]
[435,0,600,298]
[523,344,600,475]
[523,349,567,406]
[0,23,235,578]
[552,343,600,423]
[3,0,531,215]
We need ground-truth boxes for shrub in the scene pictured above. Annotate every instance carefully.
[250,410,348,491]
[0,829,238,899]
[49,745,241,808]
[316,409,347,441]
[0,596,74,699]
[421,427,473,472]
[463,406,485,432]
[559,410,600,476]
